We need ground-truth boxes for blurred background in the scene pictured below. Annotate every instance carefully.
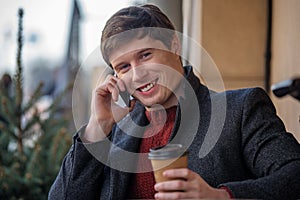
[0,0,299,198]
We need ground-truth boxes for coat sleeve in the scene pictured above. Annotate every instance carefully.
[48,125,111,200]
[221,88,300,200]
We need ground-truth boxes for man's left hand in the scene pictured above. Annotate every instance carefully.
[154,168,230,199]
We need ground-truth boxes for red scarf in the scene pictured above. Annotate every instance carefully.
[127,106,177,199]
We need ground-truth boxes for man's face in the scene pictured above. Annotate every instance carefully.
[109,36,184,108]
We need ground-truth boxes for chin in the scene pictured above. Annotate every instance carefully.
[139,99,158,108]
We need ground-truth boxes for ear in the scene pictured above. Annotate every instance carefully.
[171,35,181,55]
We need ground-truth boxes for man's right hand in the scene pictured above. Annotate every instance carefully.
[82,74,134,143]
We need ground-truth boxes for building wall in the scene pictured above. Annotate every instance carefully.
[201,0,267,90]
[271,0,300,141]
[187,0,299,140]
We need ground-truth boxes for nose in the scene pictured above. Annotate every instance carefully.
[132,64,148,82]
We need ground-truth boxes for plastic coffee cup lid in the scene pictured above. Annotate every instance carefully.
[148,144,188,160]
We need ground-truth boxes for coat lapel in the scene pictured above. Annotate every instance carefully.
[108,102,148,199]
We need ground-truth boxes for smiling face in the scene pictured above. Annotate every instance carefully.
[109,36,184,109]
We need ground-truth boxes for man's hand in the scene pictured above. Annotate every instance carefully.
[83,74,135,143]
[154,168,231,199]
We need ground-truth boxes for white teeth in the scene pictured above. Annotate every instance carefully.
[140,82,155,92]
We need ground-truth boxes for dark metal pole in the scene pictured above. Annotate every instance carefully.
[265,0,272,93]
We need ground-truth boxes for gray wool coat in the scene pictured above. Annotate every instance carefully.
[49,66,300,200]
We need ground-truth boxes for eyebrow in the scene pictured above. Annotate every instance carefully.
[135,48,153,57]
[138,48,152,53]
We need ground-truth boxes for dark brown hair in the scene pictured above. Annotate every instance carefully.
[101,4,176,65]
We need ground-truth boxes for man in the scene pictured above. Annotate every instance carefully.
[49,4,300,199]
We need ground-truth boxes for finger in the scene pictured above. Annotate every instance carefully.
[163,168,192,180]
[155,190,200,200]
[154,191,190,200]
[112,85,120,102]
[154,180,187,192]
[108,75,129,100]
[106,80,119,102]
[116,78,126,92]
[108,74,127,92]
[105,74,118,86]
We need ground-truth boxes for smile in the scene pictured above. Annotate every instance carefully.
[138,79,158,92]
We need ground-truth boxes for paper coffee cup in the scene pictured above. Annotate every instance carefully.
[148,144,188,183]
